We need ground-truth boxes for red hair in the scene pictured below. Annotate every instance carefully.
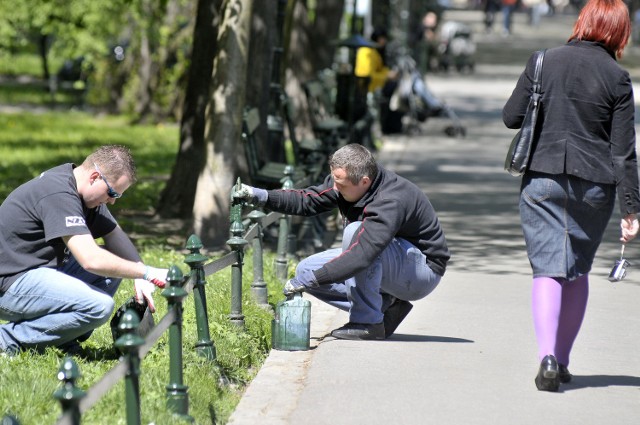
[569,0,631,58]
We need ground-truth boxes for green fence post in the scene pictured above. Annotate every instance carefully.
[53,357,85,425]
[184,234,216,361]
[114,308,145,425]
[275,166,295,281]
[227,199,248,327]
[162,265,193,422]
[247,209,269,307]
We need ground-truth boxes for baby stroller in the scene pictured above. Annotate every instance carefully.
[438,21,476,73]
[385,55,465,137]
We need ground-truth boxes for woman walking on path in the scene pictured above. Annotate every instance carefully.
[503,0,640,392]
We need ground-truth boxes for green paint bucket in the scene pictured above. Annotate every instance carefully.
[272,293,311,351]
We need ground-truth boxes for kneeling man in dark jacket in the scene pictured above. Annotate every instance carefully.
[235,143,450,340]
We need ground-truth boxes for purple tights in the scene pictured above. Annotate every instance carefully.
[532,275,589,366]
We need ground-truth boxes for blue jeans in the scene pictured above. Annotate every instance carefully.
[0,257,121,353]
[412,73,443,111]
[502,4,515,33]
[300,222,441,324]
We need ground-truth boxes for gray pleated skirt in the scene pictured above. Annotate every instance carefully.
[519,172,615,280]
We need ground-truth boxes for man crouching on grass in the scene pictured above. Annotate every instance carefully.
[0,145,167,355]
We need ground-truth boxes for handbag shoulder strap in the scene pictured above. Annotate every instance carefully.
[532,49,546,95]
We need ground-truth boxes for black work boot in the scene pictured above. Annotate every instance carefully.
[383,298,413,338]
[331,322,385,340]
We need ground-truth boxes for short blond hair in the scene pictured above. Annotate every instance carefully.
[83,145,137,183]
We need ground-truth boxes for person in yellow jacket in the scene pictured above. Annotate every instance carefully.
[349,28,398,148]
[354,28,396,93]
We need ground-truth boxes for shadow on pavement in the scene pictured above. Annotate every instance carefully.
[387,334,474,343]
[563,374,640,391]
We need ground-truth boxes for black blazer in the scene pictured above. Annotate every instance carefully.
[503,40,640,215]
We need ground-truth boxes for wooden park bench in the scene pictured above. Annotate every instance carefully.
[302,78,348,148]
[280,94,332,184]
[243,105,332,252]
[242,107,311,189]
[304,71,377,150]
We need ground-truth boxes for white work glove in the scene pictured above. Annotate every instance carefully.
[134,279,158,313]
[282,270,318,296]
[143,266,168,288]
[232,183,268,206]
[134,266,168,313]
[283,277,307,296]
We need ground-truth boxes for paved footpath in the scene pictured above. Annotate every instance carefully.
[228,10,640,425]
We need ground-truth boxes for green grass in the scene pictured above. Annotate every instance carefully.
[0,52,77,107]
[0,111,179,212]
[0,52,61,78]
[0,82,85,107]
[0,110,292,424]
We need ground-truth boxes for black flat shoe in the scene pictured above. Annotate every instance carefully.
[559,364,572,384]
[331,322,385,341]
[535,354,560,392]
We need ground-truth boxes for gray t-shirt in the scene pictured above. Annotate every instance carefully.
[0,163,116,292]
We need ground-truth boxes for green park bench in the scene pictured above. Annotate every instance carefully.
[244,105,331,253]
[243,107,311,189]
[280,94,332,184]
[302,78,349,148]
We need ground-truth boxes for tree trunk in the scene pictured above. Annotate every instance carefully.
[284,0,344,140]
[305,0,344,73]
[154,0,190,121]
[244,0,277,164]
[132,0,181,123]
[136,30,153,119]
[156,0,222,219]
[38,34,51,83]
[133,0,157,122]
[193,0,254,248]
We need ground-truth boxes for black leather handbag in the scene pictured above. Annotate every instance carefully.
[505,50,546,177]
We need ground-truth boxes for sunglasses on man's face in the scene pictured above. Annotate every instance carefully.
[93,163,122,199]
